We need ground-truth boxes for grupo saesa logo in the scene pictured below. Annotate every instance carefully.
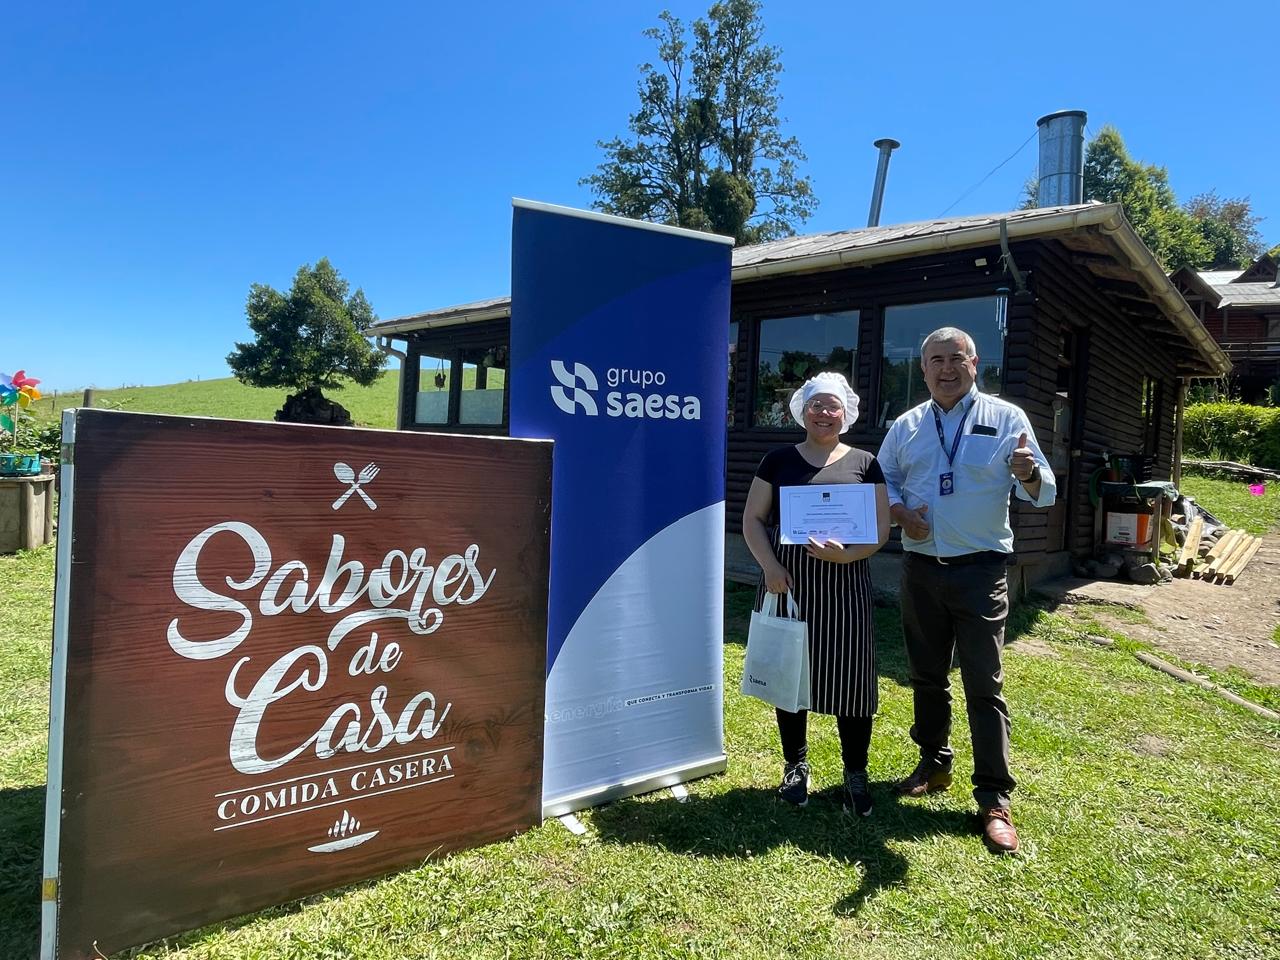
[550,360,599,415]
[549,360,701,420]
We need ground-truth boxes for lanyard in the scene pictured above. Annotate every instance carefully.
[932,399,973,468]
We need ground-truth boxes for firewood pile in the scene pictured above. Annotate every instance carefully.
[1078,494,1266,586]
[1174,518,1264,585]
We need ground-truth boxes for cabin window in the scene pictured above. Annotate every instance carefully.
[879,296,1004,426]
[416,355,450,424]
[752,311,859,427]
[413,346,508,427]
[459,346,507,425]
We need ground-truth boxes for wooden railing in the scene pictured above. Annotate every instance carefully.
[1215,339,1280,370]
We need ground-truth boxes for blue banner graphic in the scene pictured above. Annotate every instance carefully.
[509,200,732,812]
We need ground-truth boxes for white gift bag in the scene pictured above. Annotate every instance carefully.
[741,591,810,713]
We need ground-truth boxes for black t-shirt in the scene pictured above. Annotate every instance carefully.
[754,444,886,527]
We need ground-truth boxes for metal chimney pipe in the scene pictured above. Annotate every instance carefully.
[1036,110,1087,207]
[867,138,900,227]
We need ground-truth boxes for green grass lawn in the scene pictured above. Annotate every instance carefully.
[28,365,505,433]
[3,547,1278,959]
[29,373,404,430]
[1179,469,1280,536]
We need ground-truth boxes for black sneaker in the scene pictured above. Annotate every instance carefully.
[777,761,810,807]
[843,768,873,817]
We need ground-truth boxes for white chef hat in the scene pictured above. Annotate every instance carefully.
[789,372,860,434]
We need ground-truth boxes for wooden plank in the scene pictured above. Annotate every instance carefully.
[1135,652,1280,721]
[1195,529,1242,578]
[1214,532,1257,581]
[1224,538,1265,585]
[1214,536,1253,583]
[1202,530,1249,580]
[1176,515,1203,576]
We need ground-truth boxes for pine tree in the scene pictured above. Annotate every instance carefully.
[582,1,815,244]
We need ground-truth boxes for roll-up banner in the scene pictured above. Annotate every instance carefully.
[509,199,732,814]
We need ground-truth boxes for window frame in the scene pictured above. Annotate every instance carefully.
[406,343,510,433]
[873,292,1010,427]
[742,305,865,433]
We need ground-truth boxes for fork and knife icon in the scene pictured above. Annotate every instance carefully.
[332,462,380,510]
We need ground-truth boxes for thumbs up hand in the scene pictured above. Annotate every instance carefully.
[890,502,931,540]
[1010,431,1038,482]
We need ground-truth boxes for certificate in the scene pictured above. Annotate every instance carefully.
[778,483,878,545]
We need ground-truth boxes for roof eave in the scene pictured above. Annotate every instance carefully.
[728,205,1123,280]
[365,302,512,338]
[1095,210,1232,377]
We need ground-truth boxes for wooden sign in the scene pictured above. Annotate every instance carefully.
[44,410,552,959]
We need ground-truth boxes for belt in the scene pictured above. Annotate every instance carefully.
[909,550,1012,566]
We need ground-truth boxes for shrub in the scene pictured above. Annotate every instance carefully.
[29,420,62,464]
[1183,402,1280,468]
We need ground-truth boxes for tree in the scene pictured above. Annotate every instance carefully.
[1082,126,1210,271]
[227,258,384,424]
[1185,191,1266,268]
[582,1,815,244]
[1023,126,1270,272]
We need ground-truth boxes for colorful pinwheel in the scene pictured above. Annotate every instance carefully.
[1,370,42,442]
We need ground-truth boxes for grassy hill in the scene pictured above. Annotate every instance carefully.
[32,373,403,429]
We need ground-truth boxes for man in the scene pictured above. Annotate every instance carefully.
[876,326,1055,854]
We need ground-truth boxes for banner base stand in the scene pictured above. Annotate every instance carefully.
[542,754,726,819]
[557,814,589,836]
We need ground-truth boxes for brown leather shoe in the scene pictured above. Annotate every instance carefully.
[894,759,953,797]
[981,806,1020,854]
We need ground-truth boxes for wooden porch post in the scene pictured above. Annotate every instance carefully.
[1173,377,1187,487]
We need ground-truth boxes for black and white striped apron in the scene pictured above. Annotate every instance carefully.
[754,526,878,716]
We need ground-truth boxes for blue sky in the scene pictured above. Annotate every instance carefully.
[5,1,1277,391]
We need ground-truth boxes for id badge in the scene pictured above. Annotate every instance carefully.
[939,472,954,496]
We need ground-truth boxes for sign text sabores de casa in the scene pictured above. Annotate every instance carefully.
[44,410,551,960]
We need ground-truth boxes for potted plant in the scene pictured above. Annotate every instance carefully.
[0,370,43,476]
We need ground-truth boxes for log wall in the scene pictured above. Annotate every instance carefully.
[1022,241,1181,558]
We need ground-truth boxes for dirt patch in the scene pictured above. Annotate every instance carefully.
[1132,734,1173,757]
[1005,635,1061,658]
[1033,534,1280,686]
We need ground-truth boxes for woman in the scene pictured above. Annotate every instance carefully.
[742,371,890,815]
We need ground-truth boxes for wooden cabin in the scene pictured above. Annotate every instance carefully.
[1170,254,1280,403]
[368,202,1229,593]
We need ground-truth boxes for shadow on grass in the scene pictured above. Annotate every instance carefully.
[0,784,45,960]
[592,783,974,915]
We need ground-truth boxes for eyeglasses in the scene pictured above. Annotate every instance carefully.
[805,399,845,415]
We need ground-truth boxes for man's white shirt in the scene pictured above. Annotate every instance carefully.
[876,385,1056,557]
